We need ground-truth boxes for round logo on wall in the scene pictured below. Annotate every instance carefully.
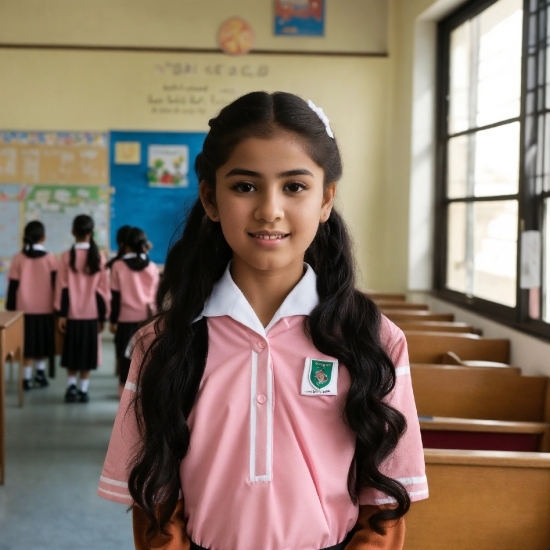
[217,17,255,55]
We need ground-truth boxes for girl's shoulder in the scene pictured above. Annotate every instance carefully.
[379,314,406,358]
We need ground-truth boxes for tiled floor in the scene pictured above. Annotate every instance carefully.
[0,334,134,550]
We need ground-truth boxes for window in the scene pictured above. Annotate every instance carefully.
[436,0,550,339]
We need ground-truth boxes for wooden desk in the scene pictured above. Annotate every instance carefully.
[0,311,24,485]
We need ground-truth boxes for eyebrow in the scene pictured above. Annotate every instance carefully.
[224,168,314,178]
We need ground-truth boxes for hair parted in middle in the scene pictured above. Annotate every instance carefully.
[130,91,410,541]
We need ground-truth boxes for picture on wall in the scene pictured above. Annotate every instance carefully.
[147,144,189,187]
[274,0,325,36]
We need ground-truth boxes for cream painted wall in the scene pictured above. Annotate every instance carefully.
[0,0,388,54]
[0,47,390,288]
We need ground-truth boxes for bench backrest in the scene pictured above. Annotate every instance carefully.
[385,311,455,322]
[405,331,510,363]
[395,321,476,333]
[405,449,550,550]
[411,365,549,422]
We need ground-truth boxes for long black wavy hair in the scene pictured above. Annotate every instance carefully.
[129,91,410,540]
[70,214,101,274]
[22,220,45,256]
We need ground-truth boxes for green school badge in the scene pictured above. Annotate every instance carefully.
[309,360,334,390]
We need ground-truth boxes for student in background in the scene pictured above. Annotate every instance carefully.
[55,214,110,403]
[6,220,58,390]
[107,225,132,270]
[109,227,159,396]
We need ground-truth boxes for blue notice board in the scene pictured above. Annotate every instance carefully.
[110,131,206,264]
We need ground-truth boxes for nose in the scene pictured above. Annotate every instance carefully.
[254,189,284,223]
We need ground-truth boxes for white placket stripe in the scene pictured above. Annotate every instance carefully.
[249,348,273,483]
[249,351,258,482]
[265,352,273,482]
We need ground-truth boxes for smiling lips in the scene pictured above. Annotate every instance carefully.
[249,232,289,241]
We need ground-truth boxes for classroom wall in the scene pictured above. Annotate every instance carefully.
[0,0,388,54]
[0,0,392,289]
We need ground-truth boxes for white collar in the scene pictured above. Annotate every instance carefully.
[74,242,90,250]
[122,252,147,260]
[196,263,319,336]
[26,244,45,251]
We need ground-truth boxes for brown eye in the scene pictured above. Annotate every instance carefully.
[233,182,256,193]
[284,182,306,193]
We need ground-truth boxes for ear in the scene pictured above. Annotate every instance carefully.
[319,183,336,223]
[199,180,219,221]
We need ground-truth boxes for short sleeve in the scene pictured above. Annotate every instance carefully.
[54,252,69,312]
[8,253,21,280]
[359,316,429,505]
[97,327,153,504]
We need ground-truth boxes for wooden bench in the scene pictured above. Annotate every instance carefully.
[411,363,520,376]
[384,310,455,322]
[405,449,550,550]
[442,350,517,370]
[411,366,549,422]
[394,320,478,334]
[412,366,550,452]
[378,301,429,310]
[405,332,510,363]
[366,292,406,302]
[419,416,550,452]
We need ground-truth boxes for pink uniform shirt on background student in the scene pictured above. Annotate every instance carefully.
[110,259,159,322]
[99,265,428,550]
[8,251,59,313]
[54,246,110,320]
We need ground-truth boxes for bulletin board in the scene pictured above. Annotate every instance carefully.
[110,131,206,265]
[0,131,109,298]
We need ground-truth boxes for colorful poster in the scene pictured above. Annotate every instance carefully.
[24,185,109,254]
[0,184,24,298]
[147,144,189,187]
[274,0,325,36]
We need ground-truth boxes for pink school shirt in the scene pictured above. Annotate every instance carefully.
[98,264,428,550]
[54,245,110,320]
[7,250,59,314]
[111,257,159,322]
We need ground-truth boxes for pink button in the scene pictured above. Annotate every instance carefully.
[257,341,266,349]
[257,394,267,404]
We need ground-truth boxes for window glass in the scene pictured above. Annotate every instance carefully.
[472,200,518,306]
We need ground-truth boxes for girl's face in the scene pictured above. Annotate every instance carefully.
[201,131,335,277]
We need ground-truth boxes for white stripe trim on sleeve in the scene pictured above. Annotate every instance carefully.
[409,489,429,497]
[396,475,427,486]
[372,488,428,505]
[395,366,410,377]
[125,381,137,392]
[98,487,133,501]
[100,475,128,488]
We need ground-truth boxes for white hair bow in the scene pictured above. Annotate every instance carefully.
[307,100,334,138]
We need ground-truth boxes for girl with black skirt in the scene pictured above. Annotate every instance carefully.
[109,227,159,396]
[6,221,59,390]
[55,214,110,403]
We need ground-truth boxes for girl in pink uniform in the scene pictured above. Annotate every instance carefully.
[6,221,58,390]
[99,92,427,550]
[109,227,159,394]
[55,214,110,403]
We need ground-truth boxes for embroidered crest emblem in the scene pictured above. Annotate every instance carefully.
[301,357,339,396]
[310,360,333,389]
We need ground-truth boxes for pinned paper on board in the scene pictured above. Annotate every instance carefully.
[115,142,141,165]
[520,230,541,289]
[147,145,189,187]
